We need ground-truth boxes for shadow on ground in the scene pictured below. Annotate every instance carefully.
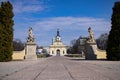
[69,58,107,61]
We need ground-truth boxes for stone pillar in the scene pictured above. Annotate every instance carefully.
[85,42,97,60]
[25,42,37,60]
[25,27,37,60]
[84,27,97,60]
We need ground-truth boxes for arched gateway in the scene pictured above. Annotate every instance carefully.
[56,49,60,56]
[49,29,67,56]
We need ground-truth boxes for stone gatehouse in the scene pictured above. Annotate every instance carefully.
[49,29,67,56]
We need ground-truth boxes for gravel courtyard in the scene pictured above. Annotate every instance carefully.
[0,56,120,80]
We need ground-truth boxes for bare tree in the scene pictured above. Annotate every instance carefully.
[96,33,108,50]
[13,39,25,51]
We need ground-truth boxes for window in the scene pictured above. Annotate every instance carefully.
[52,51,54,54]
[63,51,65,54]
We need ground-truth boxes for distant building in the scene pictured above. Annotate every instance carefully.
[49,29,67,56]
[44,46,49,54]
[36,46,49,54]
[36,48,43,54]
[79,36,87,54]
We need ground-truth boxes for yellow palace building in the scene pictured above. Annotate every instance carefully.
[49,29,67,56]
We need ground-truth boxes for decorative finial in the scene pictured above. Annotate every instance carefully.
[57,28,60,36]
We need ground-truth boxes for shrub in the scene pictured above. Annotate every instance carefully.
[37,54,50,58]
[65,54,82,57]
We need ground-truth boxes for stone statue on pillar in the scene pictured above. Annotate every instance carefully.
[25,27,37,60]
[87,27,95,43]
[85,27,97,60]
[27,27,35,43]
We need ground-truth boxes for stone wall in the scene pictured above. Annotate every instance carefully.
[96,49,106,59]
[85,42,106,60]
[25,42,37,60]
[12,49,25,60]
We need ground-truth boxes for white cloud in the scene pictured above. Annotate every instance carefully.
[11,0,47,14]
[34,17,111,32]
[14,16,111,46]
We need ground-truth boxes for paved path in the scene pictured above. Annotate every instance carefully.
[0,56,120,80]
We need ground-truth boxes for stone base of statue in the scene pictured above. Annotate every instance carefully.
[25,42,37,60]
[85,41,97,60]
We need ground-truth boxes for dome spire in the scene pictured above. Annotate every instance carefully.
[57,28,60,36]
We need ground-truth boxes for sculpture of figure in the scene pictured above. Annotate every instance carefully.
[27,27,35,42]
[88,27,95,42]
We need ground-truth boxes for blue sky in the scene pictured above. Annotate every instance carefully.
[1,0,119,46]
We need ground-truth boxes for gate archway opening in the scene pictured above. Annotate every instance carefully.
[56,49,60,56]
